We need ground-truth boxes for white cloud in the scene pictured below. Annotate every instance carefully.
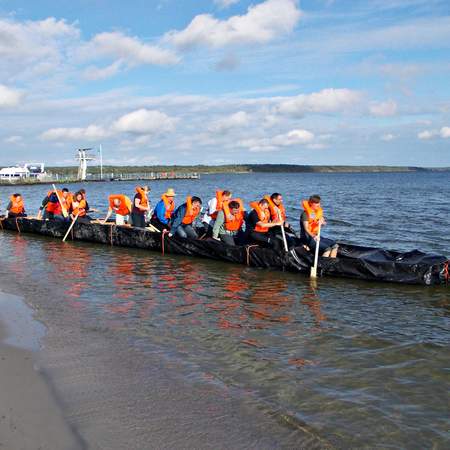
[238,128,315,152]
[41,125,111,141]
[166,0,301,49]
[369,99,398,117]
[277,88,362,116]
[214,0,240,8]
[82,61,123,81]
[380,133,395,141]
[417,130,435,140]
[440,126,450,138]
[112,109,177,135]
[80,31,180,68]
[4,135,23,144]
[209,111,249,133]
[0,84,23,108]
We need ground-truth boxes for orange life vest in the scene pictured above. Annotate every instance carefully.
[161,194,175,219]
[250,201,270,233]
[46,190,70,215]
[264,195,286,221]
[9,195,24,214]
[302,200,323,236]
[135,187,149,208]
[109,195,132,216]
[223,199,244,232]
[71,199,87,217]
[210,191,225,220]
[182,196,201,225]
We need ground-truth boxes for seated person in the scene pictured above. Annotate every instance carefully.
[300,195,338,258]
[71,191,92,222]
[150,188,175,231]
[103,195,132,225]
[246,198,283,251]
[202,190,232,236]
[265,192,297,249]
[7,193,26,218]
[212,199,245,246]
[169,196,202,239]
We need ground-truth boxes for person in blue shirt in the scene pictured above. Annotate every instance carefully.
[150,188,176,231]
[169,196,202,239]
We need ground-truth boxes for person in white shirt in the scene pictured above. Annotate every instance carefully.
[202,190,232,236]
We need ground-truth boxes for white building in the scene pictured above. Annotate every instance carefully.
[0,163,47,181]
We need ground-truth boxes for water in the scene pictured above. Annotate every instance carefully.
[0,172,449,448]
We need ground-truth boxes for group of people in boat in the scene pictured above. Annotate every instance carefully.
[2,186,338,257]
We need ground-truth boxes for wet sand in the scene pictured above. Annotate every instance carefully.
[0,295,83,450]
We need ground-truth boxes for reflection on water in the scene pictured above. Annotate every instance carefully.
[1,171,449,448]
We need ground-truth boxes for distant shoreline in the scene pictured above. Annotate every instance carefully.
[44,164,450,176]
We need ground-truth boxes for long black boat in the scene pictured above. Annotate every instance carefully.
[1,217,448,286]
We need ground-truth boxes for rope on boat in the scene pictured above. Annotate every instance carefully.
[110,224,116,246]
[15,218,21,233]
[161,229,169,255]
[443,261,449,286]
[0,218,4,230]
[245,245,259,266]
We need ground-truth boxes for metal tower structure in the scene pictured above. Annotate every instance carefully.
[76,148,95,181]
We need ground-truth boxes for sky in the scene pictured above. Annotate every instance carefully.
[0,0,449,167]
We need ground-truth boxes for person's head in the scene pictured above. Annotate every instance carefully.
[62,188,69,198]
[13,193,21,201]
[222,190,232,201]
[259,198,270,211]
[75,191,83,202]
[228,200,240,215]
[141,185,150,193]
[164,188,176,198]
[113,198,121,207]
[271,192,283,206]
[309,195,321,211]
[191,196,202,208]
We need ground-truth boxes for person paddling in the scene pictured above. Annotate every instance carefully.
[265,192,296,249]
[103,195,132,225]
[131,185,151,228]
[212,199,245,246]
[246,198,283,251]
[150,188,176,231]
[6,193,26,218]
[71,191,91,222]
[300,195,338,258]
[202,190,232,236]
[39,188,71,220]
[169,196,202,239]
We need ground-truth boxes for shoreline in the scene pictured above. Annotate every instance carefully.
[0,291,84,450]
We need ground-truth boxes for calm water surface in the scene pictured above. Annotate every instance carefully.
[0,172,449,448]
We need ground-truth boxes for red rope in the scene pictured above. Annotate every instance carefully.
[161,229,169,255]
[443,261,449,285]
[15,218,21,233]
[110,224,115,246]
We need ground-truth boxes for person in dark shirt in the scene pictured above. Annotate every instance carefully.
[131,185,150,228]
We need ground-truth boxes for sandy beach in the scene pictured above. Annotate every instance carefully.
[0,293,83,450]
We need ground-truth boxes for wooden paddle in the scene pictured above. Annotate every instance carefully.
[62,213,79,242]
[310,223,321,278]
[278,210,289,252]
[52,184,68,218]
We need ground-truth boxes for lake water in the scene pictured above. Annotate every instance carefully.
[0,172,449,448]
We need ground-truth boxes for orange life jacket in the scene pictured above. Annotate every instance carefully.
[210,190,225,220]
[182,196,201,225]
[161,194,175,219]
[135,187,149,208]
[46,190,70,215]
[302,200,323,236]
[109,195,132,216]
[9,195,24,214]
[223,198,244,232]
[264,195,286,221]
[250,201,270,233]
[72,199,87,217]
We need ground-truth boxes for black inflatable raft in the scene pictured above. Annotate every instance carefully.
[1,217,448,286]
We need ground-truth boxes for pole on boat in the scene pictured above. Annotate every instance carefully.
[52,184,68,218]
[62,213,80,242]
[310,224,321,278]
[99,144,103,180]
[278,210,289,252]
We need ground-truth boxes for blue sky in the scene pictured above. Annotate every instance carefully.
[0,0,449,166]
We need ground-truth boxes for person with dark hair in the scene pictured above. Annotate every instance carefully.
[131,185,150,228]
[169,196,202,239]
[212,199,245,246]
[265,192,296,248]
[300,195,338,258]
[39,187,72,220]
[202,190,232,235]
[7,193,26,218]
[246,198,283,251]
[70,191,92,222]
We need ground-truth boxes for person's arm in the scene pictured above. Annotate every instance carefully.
[256,219,283,229]
[6,201,12,211]
[169,205,185,236]
[212,210,225,239]
[134,196,149,212]
[209,198,218,216]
